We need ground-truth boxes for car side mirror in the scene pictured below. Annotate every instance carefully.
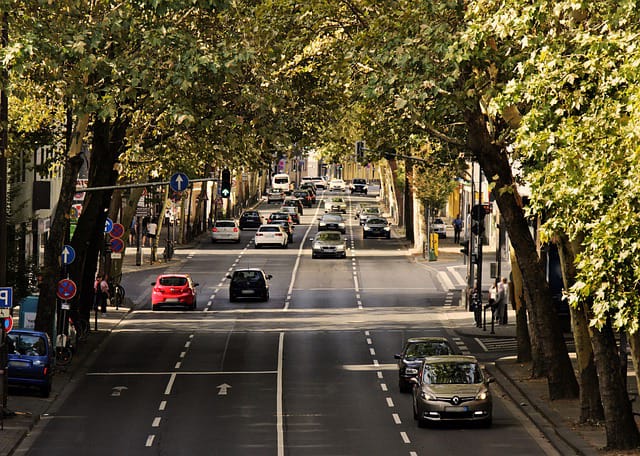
[486,376,495,384]
[266,274,273,280]
[394,354,402,360]
[225,274,232,279]
[150,282,156,286]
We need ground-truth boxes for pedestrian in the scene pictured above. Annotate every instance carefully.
[488,282,498,323]
[495,278,507,325]
[471,286,482,328]
[94,274,110,314]
[453,214,463,243]
[129,218,137,245]
[146,218,158,246]
[498,277,509,324]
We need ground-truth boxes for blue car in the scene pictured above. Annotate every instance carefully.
[6,329,54,397]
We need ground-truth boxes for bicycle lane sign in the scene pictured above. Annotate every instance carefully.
[56,279,77,300]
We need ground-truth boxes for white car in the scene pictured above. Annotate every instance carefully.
[211,219,240,243]
[324,196,347,213]
[254,224,288,248]
[432,218,447,238]
[310,177,327,190]
[329,179,346,192]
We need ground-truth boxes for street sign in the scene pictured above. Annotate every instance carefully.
[2,316,13,333]
[110,237,124,253]
[0,287,13,308]
[110,223,125,239]
[105,217,114,233]
[61,245,76,265]
[111,252,122,260]
[136,206,150,217]
[56,279,77,300]
[170,172,189,192]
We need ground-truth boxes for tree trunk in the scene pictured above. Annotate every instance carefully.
[556,233,604,423]
[589,320,640,449]
[466,108,578,400]
[629,331,640,400]
[510,247,532,363]
[404,159,413,242]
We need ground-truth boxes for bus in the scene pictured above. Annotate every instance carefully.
[271,173,291,192]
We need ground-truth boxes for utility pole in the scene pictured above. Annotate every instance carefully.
[0,11,9,415]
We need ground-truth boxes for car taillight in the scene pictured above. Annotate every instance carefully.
[233,227,239,232]
[256,233,263,236]
[43,367,48,376]
[275,233,282,236]
[212,227,218,232]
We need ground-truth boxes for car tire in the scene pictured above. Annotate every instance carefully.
[386,234,391,239]
[399,380,411,393]
[235,238,241,243]
[363,233,368,239]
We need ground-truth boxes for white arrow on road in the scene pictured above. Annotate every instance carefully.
[111,386,128,397]
[217,383,232,396]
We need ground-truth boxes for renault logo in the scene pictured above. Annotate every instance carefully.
[451,396,460,405]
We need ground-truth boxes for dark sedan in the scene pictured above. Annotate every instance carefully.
[310,231,348,258]
[239,210,264,230]
[227,268,272,302]
[395,337,453,393]
[363,216,391,238]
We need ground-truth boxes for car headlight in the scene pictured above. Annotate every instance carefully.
[336,245,345,251]
[338,223,345,228]
[419,390,437,401]
[384,226,390,231]
[476,389,489,400]
[405,368,418,375]
[364,226,371,230]
[319,222,326,227]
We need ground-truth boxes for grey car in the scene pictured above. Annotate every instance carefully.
[310,231,347,258]
[411,355,494,428]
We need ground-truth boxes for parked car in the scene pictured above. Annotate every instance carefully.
[350,178,368,194]
[254,224,288,248]
[318,213,346,234]
[151,274,199,310]
[329,178,347,192]
[411,355,493,427]
[280,206,300,224]
[6,329,54,397]
[226,268,272,302]
[266,188,285,204]
[363,216,391,239]
[239,210,264,230]
[324,196,347,213]
[282,197,304,215]
[357,206,382,225]
[210,219,240,243]
[394,337,454,393]
[310,231,348,259]
[432,218,447,238]
[293,189,314,207]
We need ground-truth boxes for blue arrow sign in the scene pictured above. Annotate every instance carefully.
[61,245,76,265]
[170,172,189,192]
[0,287,13,308]
[105,217,114,233]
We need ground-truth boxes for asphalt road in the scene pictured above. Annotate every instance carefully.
[18,190,553,456]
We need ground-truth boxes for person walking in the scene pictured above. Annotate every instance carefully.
[453,214,463,244]
[495,277,508,325]
[94,274,110,314]
[146,218,158,246]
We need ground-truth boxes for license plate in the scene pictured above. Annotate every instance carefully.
[241,290,255,295]
[446,406,468,412]
[9,360,29,367]
[165,298,179,303]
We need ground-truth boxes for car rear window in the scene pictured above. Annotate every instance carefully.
[7,334,47,356]
[323,215,342,222]
[232,271,264,283]
[216,221,236,227]
[260,226,280,232]
[159,277,188,286]
[353,179,366,184]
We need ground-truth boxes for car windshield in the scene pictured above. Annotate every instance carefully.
[405,342,452,358]
[159,277,188,286]
[367,218,386,225]
[323,215,342,222]
[317,232,342,242]
[434,219,444,224]
[7,334,46,356]
[364,208,379,214]
[422,362,483,385]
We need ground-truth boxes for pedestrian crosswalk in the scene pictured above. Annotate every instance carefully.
[475,337,576,353]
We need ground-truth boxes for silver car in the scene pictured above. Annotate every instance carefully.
[210,219,240,243]
[432,218,447,238]
[310,231,347,259]
[411,355,493,428]
[357,206,381,225]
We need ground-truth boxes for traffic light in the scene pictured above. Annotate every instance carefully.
[221,169,231,198]
[471,203,490,221]
[355,140,365,162]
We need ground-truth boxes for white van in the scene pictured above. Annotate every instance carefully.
[272,173,291,192]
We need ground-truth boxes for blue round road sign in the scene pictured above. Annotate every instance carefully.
[61,245,76,265]
[105,217,114,233]
[56,279,77,300]
[170,172,189,192]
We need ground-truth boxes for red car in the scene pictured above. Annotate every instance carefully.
[151,274,199,310]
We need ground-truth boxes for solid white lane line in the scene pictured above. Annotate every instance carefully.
[164,373,176,395]
[392,413,401,424]
[152,417,161,427]
[277,332,284,456]
[145,435,155,447]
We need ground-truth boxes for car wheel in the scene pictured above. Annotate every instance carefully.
[312,252,317,259]
[386,234,391,239]
[480,416,493,428]
[363,233,368,239]
[399,379,411,393]
[235,238,241,243]
[190,300,197,311]
[412,398,419,420]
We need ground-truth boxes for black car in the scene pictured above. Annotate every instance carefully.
[293,189,314,207]
[394,337,454,393]
[239,211,264,230]
[227,268,272,302]
[350,178,368,194]
[318,213,346,234]
[282,197,304,214]
[363,216,391,239]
